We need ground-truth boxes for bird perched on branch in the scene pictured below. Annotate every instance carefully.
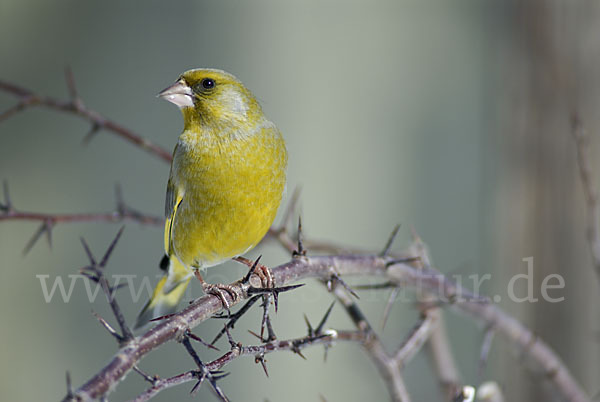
[136,69,287,328]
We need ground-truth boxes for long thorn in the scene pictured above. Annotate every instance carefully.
[293,216,306,256]
[2,180,11,211]
[22,220,52,255]
[315,301,336,335]
[92,311,122,342]
[80,237,97,266]
[304,314,313,336]
[64,66,78,101]
[256,355,269,377]
[65,371,73,397]
[380,224,401,256]
[210,295,261,345]
[242,255,262,283]
[381,287,400,331]
[281,186,302,231]
[133,365,156,385]
[81,122,101,145]
[99,226,125,267]
[187,331,220,351]
[478,326,495,378]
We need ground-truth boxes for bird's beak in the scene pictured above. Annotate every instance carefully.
[157,79,194,108]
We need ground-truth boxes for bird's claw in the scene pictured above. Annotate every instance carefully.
[202,283,238,310]
[254,263,274,288]
[234,256,275,288]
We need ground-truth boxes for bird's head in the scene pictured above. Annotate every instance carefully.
[158,68,262,129]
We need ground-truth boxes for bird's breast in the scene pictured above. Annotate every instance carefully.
[171,124,287,268]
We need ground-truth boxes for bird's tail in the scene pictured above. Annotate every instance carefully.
[135,256,192,329]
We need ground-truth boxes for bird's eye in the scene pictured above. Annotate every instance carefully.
[201,78,215,89]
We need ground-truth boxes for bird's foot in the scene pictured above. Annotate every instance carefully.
[234,256,275,288]
[194,270,238,310]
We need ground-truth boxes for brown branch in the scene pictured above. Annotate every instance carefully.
[333,285,412,402]
[63,253,588,402]
[0,182,162,254]
[394,310,436,366]
[0,72,172,162]
[0,180,392,260]
[426,310,462,400]
[571,114,600,285]
[131,330,364,402]
[408,232,462,400]
[0,210,162,225]
[2,209,162,255]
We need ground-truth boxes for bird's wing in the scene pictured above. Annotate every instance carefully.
[164,146,184,256]
[164,178,183,256]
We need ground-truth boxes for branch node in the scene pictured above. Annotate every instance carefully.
[79,229,134,343]
[182,335,230,401]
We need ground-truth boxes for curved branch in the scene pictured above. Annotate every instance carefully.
[65,255,588,402]
[0,75,172,162]
[131,330,364,402]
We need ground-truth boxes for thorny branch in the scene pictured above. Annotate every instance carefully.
[0,182,162,254]
[79,227,134,343]
[132,305,359,402]
[0,74,589,401]
[0,69,172,162]
[61,231,588,401]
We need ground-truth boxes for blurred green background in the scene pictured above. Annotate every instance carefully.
[1,1,599,401]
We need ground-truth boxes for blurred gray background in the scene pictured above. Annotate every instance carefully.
[1,1,599,401]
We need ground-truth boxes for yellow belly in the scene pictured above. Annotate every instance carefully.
[169,124,287,269]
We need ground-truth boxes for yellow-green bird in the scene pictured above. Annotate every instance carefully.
[135,68,287,328]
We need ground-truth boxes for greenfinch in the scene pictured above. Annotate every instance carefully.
[136,69,287,328]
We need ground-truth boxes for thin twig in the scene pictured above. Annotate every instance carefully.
[394,311,436,366]
[478,326,496,379]
[211,295,262,345]
[0,183,162,254]
[0,75,172,162]
[426,309,461,400]
[571,114,600,285]
[181,335,229,401]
